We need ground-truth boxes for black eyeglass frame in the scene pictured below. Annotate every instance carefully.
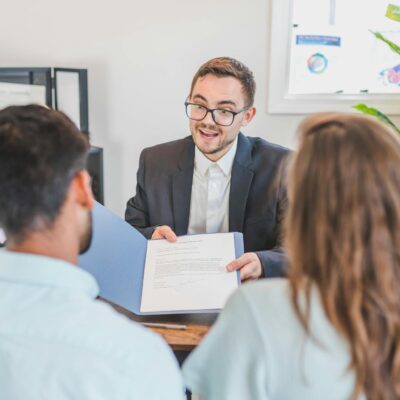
[184,101,249,127]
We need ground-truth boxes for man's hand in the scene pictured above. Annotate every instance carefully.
[151,225,177,242]
[226,252,263,281]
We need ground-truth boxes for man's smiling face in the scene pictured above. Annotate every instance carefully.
[188,74,255,162]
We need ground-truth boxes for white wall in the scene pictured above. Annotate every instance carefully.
[2,0,397,216]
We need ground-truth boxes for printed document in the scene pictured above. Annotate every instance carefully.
[140,233,239,313]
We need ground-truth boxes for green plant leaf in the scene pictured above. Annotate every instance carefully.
[370,31,400,56]
[353,103,400,134]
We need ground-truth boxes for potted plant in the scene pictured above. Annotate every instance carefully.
[354,31,400,133]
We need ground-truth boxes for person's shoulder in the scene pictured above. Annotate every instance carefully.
[87,299,172,348]
[238,278,291,307]
[139,136,194,171]
[63,299,177,368]
[142,136,193,157]
[235,279,333,341]
[245,135,290,158]
[229,279,295,326]
[251,137,290,155]
[239,135,290,173]
[52,299,182,399]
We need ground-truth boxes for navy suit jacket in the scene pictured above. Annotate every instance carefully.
[125,133,289,277]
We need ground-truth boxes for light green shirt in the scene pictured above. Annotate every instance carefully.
[0,250,184,400]
[183,279,362,400]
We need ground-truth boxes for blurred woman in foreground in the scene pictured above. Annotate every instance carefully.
[183,113,400,400]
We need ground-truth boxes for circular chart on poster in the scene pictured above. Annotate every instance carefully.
[307,53,328,74]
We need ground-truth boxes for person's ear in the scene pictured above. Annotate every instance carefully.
[71,170,95,210]
[241,107,256,127]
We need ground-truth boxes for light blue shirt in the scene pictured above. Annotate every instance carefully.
[183,279,363,400]
[0,250,184,400]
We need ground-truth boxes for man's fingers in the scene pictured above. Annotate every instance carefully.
[226,252,263,281]
[162,227,177,242]
[226,253,253,272]
[226,260,240,272]
[151,226,177,242]
[240,263,260,281]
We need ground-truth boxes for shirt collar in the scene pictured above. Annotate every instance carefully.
[0,250,99,298]
[194,136,238,177]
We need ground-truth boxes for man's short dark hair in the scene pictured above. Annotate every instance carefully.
[0,105,89,241]
[189,57,256,107]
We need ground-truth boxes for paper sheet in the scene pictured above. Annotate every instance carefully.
[140,233,239,313]
[0,229,6,244]
[0,82,46,110]
[55,71,81,129]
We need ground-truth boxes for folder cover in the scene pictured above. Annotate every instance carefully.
[79,202,243,315]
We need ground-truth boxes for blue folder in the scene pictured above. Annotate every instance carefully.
[79,202,243,315]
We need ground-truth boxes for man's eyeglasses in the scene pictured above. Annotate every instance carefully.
[184,102,248,127]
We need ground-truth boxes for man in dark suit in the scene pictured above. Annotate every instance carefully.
[126,57,289,279]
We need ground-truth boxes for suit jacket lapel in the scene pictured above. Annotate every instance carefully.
[172,138,195,235]
[229,133,254,232]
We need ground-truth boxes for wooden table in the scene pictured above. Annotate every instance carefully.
[106,301,218,352]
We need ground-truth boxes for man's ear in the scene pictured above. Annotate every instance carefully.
[241,107,256,127]
[71,170,95,210]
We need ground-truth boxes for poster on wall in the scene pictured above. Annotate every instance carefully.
[288,0,400,95]
[288,29,342,94]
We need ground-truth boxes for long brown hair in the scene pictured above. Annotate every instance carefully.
[286,113,400,399]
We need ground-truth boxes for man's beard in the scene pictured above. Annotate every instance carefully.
[79,210,93,255]
[193,122,231,156]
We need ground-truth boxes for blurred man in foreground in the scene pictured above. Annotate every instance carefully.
[0,105,183,400]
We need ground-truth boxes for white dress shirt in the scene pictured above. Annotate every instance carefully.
[0,250,184,400]
[188,137,238,235]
